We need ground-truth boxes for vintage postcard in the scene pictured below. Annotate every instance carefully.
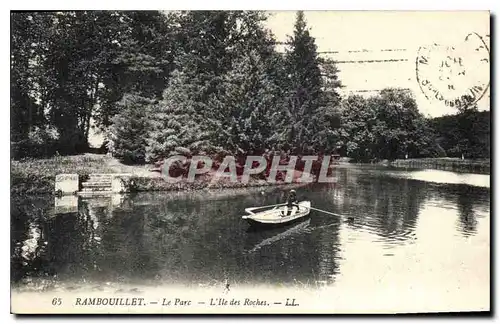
[10,10,490,314]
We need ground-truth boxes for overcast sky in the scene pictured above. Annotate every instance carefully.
[265,11,490,117]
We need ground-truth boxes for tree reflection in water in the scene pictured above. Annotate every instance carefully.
[10,167,490,291]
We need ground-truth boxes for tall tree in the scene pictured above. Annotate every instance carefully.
[146,11,234,161]
[215,12,286,155]
[312,57,342,153]
[11,12,53,142]
[283,11,324,154]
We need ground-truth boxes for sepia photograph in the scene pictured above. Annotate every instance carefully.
[9,9,490,315]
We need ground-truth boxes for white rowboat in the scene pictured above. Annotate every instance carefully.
[242,201,311,227]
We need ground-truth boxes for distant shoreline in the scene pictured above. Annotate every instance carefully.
[382,158,490,175]
[11,154,489,196]
[335,156,490,175]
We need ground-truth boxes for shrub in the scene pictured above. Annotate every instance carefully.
[11,125,60,159]
[109,93,153,164]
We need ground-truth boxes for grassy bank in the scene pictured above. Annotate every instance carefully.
[11,154,115,195]
[386,158,490,174]
[11,153,309,195]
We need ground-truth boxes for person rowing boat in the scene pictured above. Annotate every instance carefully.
[242,190,353,228]
[282,189,298,216]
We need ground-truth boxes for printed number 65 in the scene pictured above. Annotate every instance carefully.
[52,298,62,306]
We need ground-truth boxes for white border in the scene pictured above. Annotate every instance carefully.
[2,1,497,324]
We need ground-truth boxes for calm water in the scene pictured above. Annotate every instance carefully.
[11,166,490,299]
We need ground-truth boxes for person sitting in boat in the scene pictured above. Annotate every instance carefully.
[282,190,298,216]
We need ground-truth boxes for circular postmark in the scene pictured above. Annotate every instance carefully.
[415,32,490,110]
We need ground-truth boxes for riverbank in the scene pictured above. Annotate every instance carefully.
[10,154,310,195]
[13,154,488,195]
[384,158,490,174]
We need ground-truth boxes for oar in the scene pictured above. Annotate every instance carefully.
[250,203,287,210]
[294,205,346,218]
[245,203,287,214]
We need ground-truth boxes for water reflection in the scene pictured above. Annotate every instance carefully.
[244,219,311,253]
[452,185,489,236]
[424,183,489,237]
[11,167,490,291]
[457,194,478,236]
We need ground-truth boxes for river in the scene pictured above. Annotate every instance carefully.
[11,165,490,312]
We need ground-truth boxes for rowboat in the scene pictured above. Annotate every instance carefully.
[242,201,311,227]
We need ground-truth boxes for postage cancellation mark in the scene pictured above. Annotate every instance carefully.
[415,32,490,111]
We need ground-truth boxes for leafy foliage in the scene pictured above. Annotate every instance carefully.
[430,109,490,159]
[12,10,486,166]
[145,11,291,161]
[338,89,439,161]
[109,93,153,164]
[11,11,177,155]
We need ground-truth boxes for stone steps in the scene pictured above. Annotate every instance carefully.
[81,181,112,188]
[80,187,113,192]
[56,173,132,196]
[87,177,112,182]
[55,173,133,196]
[82,173,113,192]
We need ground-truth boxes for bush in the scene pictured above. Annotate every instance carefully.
[109,93,153,164]
[11,125,60,159]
